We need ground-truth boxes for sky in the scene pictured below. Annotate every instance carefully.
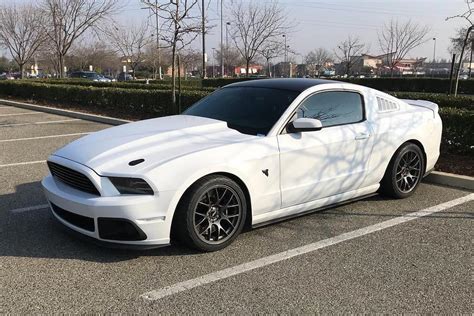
[1,0,469,63]
[119,0,467,63]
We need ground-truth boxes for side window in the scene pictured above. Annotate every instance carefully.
[296,91,364,127]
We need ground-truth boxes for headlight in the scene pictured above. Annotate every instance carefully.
[109,177,154,195]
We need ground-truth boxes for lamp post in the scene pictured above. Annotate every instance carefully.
[212,48,216,78]
[220,0,224,78]
[226,22,231,77]
[432,37,437,63]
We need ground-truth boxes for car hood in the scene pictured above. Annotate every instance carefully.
[53,115,255,175]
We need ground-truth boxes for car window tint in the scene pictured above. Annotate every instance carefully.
[296,91,364,127]
[184,87,299,135]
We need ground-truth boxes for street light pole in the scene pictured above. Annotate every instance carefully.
[155,0,162,80]
[226,22,230,77]
[432,37,437,63]
[212,48,216,78]
[202,0,207,78]
[220,0,224,78]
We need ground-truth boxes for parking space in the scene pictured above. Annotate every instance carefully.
[0,104,472,313]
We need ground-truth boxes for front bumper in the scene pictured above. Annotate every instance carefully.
[42,172,175,248]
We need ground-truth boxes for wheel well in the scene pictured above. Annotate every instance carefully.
[171,172,253,234]
[405,139,427,174]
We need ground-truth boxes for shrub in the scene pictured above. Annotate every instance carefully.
[388,92,473,110]
[30,78,214,92]
[0,80,208,119]
[438,107,473,155]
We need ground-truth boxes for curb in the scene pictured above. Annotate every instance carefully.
[0,99,131,126]
[424,171,474,191]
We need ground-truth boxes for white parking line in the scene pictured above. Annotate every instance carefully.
[140,193,474,301]
[0,160,45,168]
[9,204,49,214]
[0,119,80,127]
[0,132,90,143]
[0,112,42,117]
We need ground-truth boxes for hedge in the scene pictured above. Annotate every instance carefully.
[0,80,208,119]
[30,79,214,92]
[338,78,474,94]
[201,77,474,94]
[0,80,471,155]
[438,107,473,155]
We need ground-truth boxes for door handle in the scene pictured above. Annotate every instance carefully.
[355,133,370,140]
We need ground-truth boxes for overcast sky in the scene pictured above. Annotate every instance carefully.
[1,0,469,63]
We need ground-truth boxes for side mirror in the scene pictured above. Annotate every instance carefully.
[287,117,323,133]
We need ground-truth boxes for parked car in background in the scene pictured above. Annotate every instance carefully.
[69,71,112,82]
[42,78,442,252]
[117,72,134,82]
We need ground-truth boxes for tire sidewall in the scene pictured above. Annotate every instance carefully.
[389,144,424,198]
[184,176,247,252]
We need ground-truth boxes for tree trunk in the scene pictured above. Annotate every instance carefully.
[171,42,177,114]
[455,26,473,97]
[266,59,271,77]
[59,53,65,78]
[19,63,25,79]
[246,59,250,78]
[178,53,182,114]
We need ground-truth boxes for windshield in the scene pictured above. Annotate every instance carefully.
[184,87,299,135]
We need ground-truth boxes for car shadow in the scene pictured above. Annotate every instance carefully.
[1,180,471,263]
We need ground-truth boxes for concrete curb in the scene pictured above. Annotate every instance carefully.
[0,99,131,126]
[424,171,474,191]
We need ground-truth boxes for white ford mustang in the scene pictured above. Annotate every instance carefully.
[42,79,442,251]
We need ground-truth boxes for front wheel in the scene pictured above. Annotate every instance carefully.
[380,143,425,199]
[172,175,247,252]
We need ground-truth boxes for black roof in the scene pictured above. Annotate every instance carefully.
[224,78,335,92]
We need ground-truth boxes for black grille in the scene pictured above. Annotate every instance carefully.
[47,161,100,196]
[51,203,95,232]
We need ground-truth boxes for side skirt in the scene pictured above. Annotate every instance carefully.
[252,185,380,229]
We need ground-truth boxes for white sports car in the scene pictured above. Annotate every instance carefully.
[42,79,442,251]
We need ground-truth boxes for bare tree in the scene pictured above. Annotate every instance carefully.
[378,19,430,76]
[41,0,119,78]
[334,36,366,75]
[155,0,201,114]
[0,4,47,78]
[305,48,333,77]
[106,23,153,76]
[259,40,285,77]
[230,0,290,77]
[447,0,474,96]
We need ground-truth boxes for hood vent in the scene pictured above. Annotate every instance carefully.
[129,159,145,166]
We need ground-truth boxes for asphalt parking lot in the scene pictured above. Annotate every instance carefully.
[0,104,472,313]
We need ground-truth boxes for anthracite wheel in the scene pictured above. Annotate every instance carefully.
[173,175,247,252]
[380,143,425,199]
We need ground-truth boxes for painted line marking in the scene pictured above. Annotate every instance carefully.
[140,193,474,301]
[0,106,12,109]
[0,119,80,127]
[9,204,49,214]
[0,160,45,168]
[0,132,90,143]
[0,112,42,117]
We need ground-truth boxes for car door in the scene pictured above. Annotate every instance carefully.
[277,90,374,208]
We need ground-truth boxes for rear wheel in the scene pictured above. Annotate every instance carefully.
[173,175,247,252]
[380,143,424,199]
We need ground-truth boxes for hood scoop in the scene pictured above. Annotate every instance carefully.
[129,159,145,166]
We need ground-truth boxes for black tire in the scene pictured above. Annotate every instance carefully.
[380,143,425,199]
[172,175,247,252]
